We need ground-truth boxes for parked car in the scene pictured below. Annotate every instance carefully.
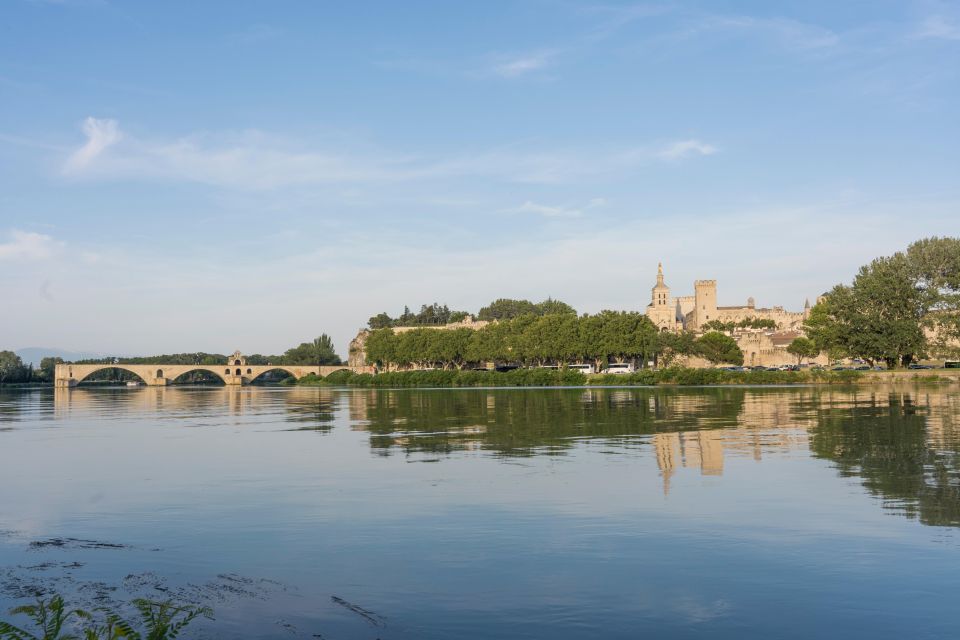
[568,364,595,374]
[603,363,635,374]
[908,363,933,369]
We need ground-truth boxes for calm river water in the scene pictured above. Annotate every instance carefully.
[1,385,958,639]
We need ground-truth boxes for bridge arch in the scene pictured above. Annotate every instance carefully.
[169,367,228,385]
[246,367,303,384]
[76,366,147,385]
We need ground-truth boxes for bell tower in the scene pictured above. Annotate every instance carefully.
[647,262,676,330]
[652,262,669,306]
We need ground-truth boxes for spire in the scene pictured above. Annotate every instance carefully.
[656,262,665,287]
[804,298,811,309]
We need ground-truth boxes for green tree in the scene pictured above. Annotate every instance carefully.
[906,236,960,356]
[0,351,27,384]
[535,298,577,316]
[808,255,926,368]
[477,298,539,321]
[786,336,819,365]
[367,312,393,329]
[38,357,64,382]
[695,332,744,366]
[657,331,697,367]
[282,335,341,366]
[364,329,399,369]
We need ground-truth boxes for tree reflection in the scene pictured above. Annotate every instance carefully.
[282,387,338,433]
[809,391,960,527]
[355,387,750,457]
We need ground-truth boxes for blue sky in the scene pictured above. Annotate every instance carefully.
[1,0,958,357]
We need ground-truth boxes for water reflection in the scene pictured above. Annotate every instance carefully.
[0,383,956,639]
[34,384,960,528]
[347,386,960,525]
[809,390,960,527]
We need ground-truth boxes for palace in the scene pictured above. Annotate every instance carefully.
[645,263,811,333]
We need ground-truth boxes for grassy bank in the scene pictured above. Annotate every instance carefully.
[295,367,870,388]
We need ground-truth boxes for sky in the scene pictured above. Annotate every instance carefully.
[1,0,958,358]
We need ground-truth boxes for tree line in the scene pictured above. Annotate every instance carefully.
[364,312,745,370]
[702,317,778,332]
[0,335,343,385]
[366,298,577,329]
[805,237,960,368]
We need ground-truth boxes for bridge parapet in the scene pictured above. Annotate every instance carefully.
[54,361,373,387]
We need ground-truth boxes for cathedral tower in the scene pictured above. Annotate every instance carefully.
[646,263,677,330]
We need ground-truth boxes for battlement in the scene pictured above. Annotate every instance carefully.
[694,280,717,287]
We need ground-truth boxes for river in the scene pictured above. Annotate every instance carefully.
[1,385,958,638]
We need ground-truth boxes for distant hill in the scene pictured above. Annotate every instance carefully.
[15,347,105,367]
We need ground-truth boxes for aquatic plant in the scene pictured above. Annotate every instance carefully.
[0,595,91,640]
[1,597,211,640]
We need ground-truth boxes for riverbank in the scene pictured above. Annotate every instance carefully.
[294,367,960,388]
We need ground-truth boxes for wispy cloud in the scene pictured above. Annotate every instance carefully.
[504,198,606,218]
[659,14,840,53]
[912,15,960,41]
[656,139,718,161]
[0,230,64,261]
[59,118,719,189]
[63,117,122,173]
[490,50,558,78]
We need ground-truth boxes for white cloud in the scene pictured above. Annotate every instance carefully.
[58,118,717,188]
[491,50,557,77]
[656,139,718,161]
[63,117,122,173]
[913,16,960,41]
[505,198,606,218]
[0,230,63,260]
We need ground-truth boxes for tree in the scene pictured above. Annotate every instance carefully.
[282,335,341,366]
[477,298,539,321]
[695,332,744,366]
[657,331,697,367]
[535,298,577,316]
[786,336,819,365]
[367,312,393,330]
[0,351,27,384]
[38,357,63,382]
[906,236,960,356]
[804,290,853,362]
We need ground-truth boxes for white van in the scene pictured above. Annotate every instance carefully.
[568,364,594,374]
[603,363,635,374]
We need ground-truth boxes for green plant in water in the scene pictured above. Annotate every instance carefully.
[128,599,211,640]
[0,595,91,640]
[2,597,211,640]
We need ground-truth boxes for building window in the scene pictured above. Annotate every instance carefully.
[235,368,242,375]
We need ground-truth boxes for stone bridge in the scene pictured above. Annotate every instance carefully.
[55,351,374,387]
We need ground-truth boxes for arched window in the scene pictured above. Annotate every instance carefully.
[246,368,252,374]
[234,360,241,366]
[235,368,242,375]
[224,368,230,375]
[156,369,163,378]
